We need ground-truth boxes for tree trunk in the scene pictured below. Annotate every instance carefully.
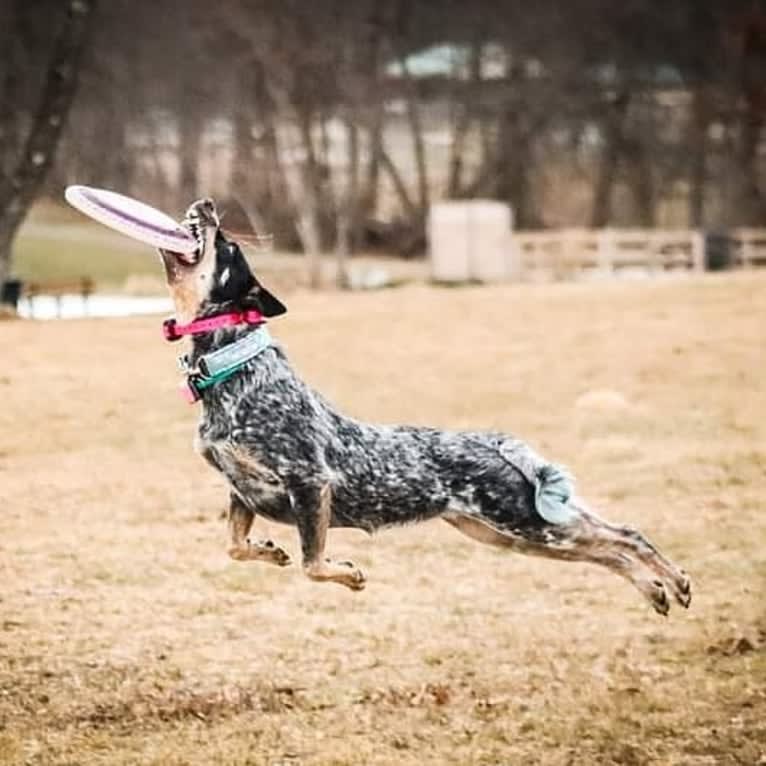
[0,1,23,179]
[632,141,656,227]
[446,38,482,198]
[230,67,269,233]
[266,72,324,279]
[0,0,98,289]
[177,116,201,202]
[284,113,322,286]
[737,7,766,225]
[408,97,429,215]
[590,90,631,228]
[356,5,384,225]
[335,208,351,290]
[379,146,418,222]
[397,55,429,217]
[689,88,708,227]
[297,104,321,199]
[336,116,359,289]
[88,100,132,191]
[348,119,360,251]
[253,59,293,244]
[496,100,534,227]
[296,185,323,288]
[271,91,323,284]
[738,111,765,224]
[446,103,470,199]
[296,105,325,286]
[360,106,383,221]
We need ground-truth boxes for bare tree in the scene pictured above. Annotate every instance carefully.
[0,0,98,288]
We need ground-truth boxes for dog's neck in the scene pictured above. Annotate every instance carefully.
[170,316,275,405]
[170,300,266,362]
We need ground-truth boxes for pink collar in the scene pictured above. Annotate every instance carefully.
[163,309,265,342]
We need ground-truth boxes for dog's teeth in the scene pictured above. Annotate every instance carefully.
[180,211,207,259]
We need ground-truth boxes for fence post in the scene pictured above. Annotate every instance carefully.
[741,230,753,268]
[597,229,615,275]
[648,231,661,275]
[690,231,705,272]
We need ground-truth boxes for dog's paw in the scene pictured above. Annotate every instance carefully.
[649,580,670,616]
[276,551,293,566]
[229,539,292,566]
[268,547,292,567]
[307,559,366,591]
[337,560,366,591]
[674,571,692,609]
[257,539,292,567]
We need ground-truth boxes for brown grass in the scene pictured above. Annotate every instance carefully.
[1,273,765,765]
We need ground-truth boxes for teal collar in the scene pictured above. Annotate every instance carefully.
[179,325,273,403]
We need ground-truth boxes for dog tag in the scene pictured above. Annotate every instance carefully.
[179,378,201,404]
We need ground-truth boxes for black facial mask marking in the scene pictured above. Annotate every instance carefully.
[209,232,286,317]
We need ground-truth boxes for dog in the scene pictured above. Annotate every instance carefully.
[157,198,691,614]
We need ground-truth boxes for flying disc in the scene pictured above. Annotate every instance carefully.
[64,185,198,254]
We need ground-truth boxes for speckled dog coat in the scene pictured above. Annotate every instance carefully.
[156,198,692,614]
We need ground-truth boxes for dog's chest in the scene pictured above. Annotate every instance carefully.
[196,427,260,468]
[197,432,289,493]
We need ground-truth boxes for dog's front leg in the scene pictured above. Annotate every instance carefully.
[292,483,366,591]
[227,493,291,566]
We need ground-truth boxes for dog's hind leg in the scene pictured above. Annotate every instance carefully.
[443,510,678,615]
[293,483,366,591]
[227,493,292,566]
[573,508,691,608]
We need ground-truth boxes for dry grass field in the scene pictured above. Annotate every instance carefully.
[1,273,765,765]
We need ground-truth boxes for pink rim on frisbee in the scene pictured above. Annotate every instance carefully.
[64,185,198,255]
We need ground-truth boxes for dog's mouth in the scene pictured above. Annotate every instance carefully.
[161,198,219,268]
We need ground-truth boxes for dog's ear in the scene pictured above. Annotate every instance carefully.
[257,285,287,317]
[246,282,287,317]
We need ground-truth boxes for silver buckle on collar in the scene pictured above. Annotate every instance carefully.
[177,354,195,374]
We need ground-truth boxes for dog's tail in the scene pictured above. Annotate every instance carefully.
[499,439,578,525]
[534,463,578,525]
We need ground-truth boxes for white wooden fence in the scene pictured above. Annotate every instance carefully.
[732,228,766,268]
[429,200,766,283]
[513,227,766,281]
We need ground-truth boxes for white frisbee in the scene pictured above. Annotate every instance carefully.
[64,185,198,254]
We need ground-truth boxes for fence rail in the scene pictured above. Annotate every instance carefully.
[732,228,766,268]
[512,228,766,280]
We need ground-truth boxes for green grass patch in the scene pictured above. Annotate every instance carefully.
[12,220,161,288]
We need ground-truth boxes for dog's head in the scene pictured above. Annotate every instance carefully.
[158,198,286,324]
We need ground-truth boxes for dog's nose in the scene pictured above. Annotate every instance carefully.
[185,198,219,227]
